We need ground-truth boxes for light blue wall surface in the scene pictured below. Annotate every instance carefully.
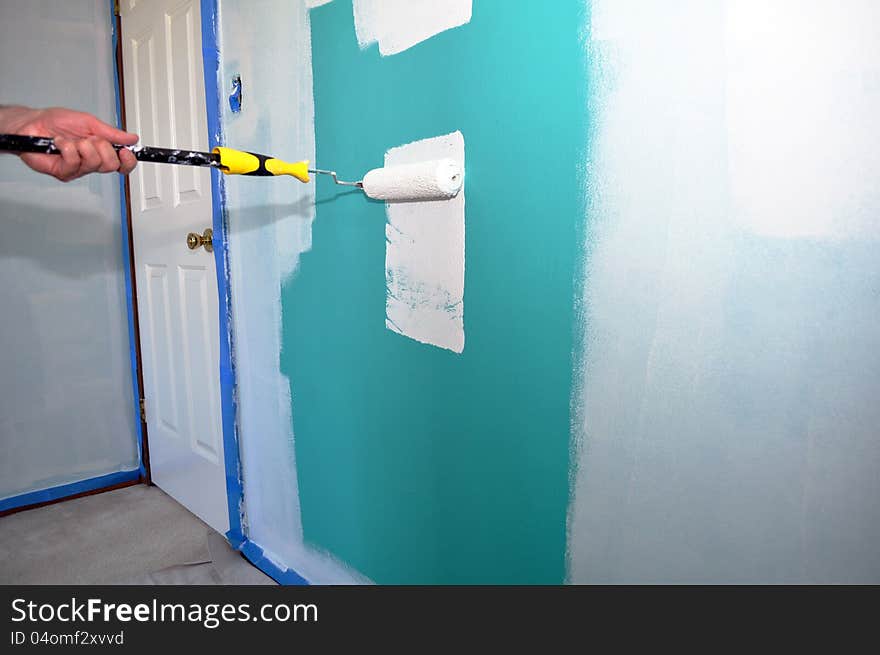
[568,0,880,583]
[0,0,139,500]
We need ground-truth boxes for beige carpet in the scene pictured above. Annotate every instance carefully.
[0,484,274,585]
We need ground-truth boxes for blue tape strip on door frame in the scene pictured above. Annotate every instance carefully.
[199,0,245,550]
[0,469,141,514]
[198,0,308,585]
[110,0,148,480]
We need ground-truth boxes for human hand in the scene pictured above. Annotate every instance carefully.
[0,106,138,181]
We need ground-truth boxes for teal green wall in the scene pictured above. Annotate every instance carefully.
[280,0,586,583]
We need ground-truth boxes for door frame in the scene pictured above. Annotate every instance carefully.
[112,0,150,487]
[116,0,310,584]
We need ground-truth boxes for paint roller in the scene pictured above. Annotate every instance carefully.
[0,134,463,202]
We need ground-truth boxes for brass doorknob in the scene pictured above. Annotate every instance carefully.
[186,228,213,253]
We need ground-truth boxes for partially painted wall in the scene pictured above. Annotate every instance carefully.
[221,0,880,584]
[217,0,583,584]
[217,0,363,583]
[282,0,584,584]
[0,0,139,500]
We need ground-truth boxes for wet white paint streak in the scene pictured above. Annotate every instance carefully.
[384,131,465,353]
[353,0,472,56]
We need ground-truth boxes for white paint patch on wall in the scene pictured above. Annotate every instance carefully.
[219,0,367,584]
[569,0,880,583]
[726,0,880,239]
[384,131,465,353]
[353,0,472,56]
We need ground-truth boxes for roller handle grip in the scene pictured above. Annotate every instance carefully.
[0,135,310,182]
[212,146,310,182]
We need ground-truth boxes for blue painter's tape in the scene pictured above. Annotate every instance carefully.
[109,0,147,479]
[199,0,244,548]
[240,539,309,585]
[196,1,306,586]
[0,469,141,513]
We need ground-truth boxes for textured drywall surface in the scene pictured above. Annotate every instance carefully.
[353,0,473,56]
[384,131,465,353]
[568,0,880,583]
[218,0,364,583]
[0,0,139,500]
[282,0,584,583]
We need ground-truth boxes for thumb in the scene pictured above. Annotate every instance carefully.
[87,115,139,145]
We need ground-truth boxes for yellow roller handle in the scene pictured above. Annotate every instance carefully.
[212,146,310,183]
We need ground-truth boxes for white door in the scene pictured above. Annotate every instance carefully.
[120,0,229,533]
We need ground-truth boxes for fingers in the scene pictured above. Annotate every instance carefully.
[55,138,83,180]
[93,138,122,173]
[29,136,136,181]
[19,137,83,181]
[68,137,132,179]
[75,137,103,177]
[38,137,118,181]
[86,114,139,146]
[93,137,138,175]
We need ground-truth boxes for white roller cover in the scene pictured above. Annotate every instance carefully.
[362,158,462,202]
